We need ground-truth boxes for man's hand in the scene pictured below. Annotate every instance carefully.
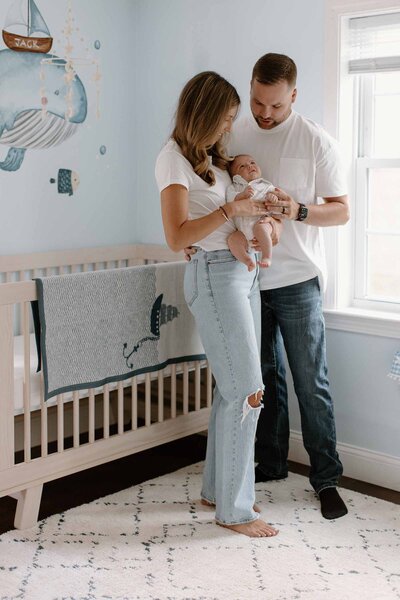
[183,246,197,262]
[265,187,299,220]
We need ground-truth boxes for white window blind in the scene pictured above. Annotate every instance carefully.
[349,11,400,73]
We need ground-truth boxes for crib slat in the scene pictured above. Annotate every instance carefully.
[183,363,189,415]
[195,362,201,411]
[16,294,22,337]
[89,389,95,444]
[157,371,164,422]
[206,362,212,407]
[145,373,151,426]
[171,364,177,419]
[0,304,14,469]
[103,384,110,439]
[57,395,64,452]
[118,382,124,435]
[22,302,31,461]
[40,394,48,458]
[131,378,138,430]
[73,392,79,448]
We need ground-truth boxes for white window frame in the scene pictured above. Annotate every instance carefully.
[324,0,400,338]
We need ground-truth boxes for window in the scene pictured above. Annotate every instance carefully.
[349,12,400,311]
[327,5,400,318]
[355,71,400,309]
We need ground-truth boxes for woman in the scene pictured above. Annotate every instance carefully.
[155,71,279,538]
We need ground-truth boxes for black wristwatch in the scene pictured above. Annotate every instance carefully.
[296,203,308,221]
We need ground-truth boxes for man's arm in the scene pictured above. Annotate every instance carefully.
[265,188,350,226]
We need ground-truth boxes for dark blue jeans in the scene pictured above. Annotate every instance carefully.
[255,276,343,493]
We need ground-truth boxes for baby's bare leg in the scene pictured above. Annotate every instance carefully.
[228,230,256,272]
[253,222,273,268]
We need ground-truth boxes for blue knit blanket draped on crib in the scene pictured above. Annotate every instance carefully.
[34,261,205,401]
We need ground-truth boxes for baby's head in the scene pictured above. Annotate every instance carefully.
[229,154,262,182]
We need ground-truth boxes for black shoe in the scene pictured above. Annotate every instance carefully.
[319,487,348,520]
[255,465,288,483]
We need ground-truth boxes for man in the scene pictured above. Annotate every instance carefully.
[227,53,349,519]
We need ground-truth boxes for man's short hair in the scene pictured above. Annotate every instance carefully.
[252,53,297,87]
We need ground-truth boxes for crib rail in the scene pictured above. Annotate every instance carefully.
[0,244,183,337]
[0,243,184,282]
[0,245,211,529]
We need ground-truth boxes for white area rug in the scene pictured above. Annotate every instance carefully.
[0,462,399,600]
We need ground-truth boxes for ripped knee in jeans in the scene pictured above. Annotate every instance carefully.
[241,388,264,424]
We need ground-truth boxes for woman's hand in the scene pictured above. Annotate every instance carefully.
[226,198,270,219]
[183,246,197,262]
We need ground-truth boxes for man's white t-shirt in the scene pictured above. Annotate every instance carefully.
[155,139,235,251]
[228,111,348,291]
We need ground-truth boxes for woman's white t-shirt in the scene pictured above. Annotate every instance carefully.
[155,140,235,251]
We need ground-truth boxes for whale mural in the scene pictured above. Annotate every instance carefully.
[0,48,87,171]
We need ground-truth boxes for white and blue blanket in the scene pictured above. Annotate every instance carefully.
[35,261,205,401]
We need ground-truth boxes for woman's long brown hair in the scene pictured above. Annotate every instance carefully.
[172,71,240,185]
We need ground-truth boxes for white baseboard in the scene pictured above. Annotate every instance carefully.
[288,430,400,492]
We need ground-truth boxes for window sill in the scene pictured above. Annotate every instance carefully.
[324,308,400,338]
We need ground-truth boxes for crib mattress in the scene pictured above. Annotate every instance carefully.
[13,334,206,416]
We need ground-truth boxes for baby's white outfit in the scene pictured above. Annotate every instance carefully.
[226,174,275,240]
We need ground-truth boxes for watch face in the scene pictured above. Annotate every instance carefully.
[297,204,308,221]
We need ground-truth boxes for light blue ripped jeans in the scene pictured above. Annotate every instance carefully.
[184,249,263,525]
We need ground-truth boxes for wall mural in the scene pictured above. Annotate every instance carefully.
[50,168,80,195]
[0,0,102,192]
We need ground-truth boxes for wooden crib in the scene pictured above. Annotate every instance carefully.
[0,244,212,530]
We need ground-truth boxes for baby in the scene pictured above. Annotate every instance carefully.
[227,154,275,271]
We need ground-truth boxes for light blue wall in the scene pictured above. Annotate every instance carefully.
[135,0,326,244]
[134,0,400,464]
[287,331,400,456]
[0,0,138,254]
[2,1,398,463]
[1,0,325,253]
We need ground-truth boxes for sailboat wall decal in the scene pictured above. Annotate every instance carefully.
[2,0,53,53]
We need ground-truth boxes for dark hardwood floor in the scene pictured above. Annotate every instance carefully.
[1,433,398,535]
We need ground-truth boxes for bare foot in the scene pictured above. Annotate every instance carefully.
[218,518,279,538]
[201,499,261,513]
[258,258,271,268]
[244,258,256,272]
